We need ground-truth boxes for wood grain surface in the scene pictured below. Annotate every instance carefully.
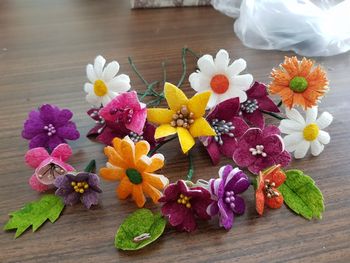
[0,1,349,262]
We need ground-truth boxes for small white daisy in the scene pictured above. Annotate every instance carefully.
[279,107,333,159]
[84,55,131,107]
[189,49,253,108]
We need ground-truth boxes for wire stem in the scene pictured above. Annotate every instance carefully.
[186,151,194,181]
[177,47,188,87]
[277,100,282,107]
[148,136,177,156]
[128,57,149,86]
[261,110,285,120]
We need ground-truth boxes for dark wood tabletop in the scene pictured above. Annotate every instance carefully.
[1,1,349,262]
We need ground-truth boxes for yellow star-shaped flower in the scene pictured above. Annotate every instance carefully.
[147,82,216,153]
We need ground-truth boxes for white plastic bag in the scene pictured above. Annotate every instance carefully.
[212,0,350,57]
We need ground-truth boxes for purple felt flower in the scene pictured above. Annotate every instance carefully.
[22,104,80,151]
[54,172,102,209]
[240,82,280,128]
[201,98,249,165]
[99,91,147,135]
[207,165,250,230]
[233,126,291,174]
[159,180,211,232]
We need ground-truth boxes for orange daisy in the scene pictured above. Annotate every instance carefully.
[269,56,328,109]
[99,136,169,208]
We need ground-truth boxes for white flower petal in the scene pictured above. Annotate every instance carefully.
[86,93,100,107]
[86,64,97,83]
[311,140,324,156]
[189,72,211,92]
[231,74,253,90]
[316,111,333,129]
[214,49,230,71]
[227,58,246,76]
[318,130,330,144]
[102,61,120,82]
[198,54,216,76]
[206,92,219,109]
[305,107,318,124]
[285,108,306,125]
[220,87,247,103]
[94,55,106,79]
[283,133,303,152]
[107,91,118,100]
[101,94,112,106]
[279,119,304,134]
[294,141,310,159]
[108,74,131,92]
[84,83,93,93]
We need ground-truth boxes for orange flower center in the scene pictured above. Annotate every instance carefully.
[210,74,229,94]
[177,193,191,208]
[71,181,89,194]
[126,168,142,184]
[264,179,279,198]
[289,76,308,93]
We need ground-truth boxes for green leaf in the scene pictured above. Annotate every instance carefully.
[4,195,65,238]
[115,208,166,250]
[279,169,324,220]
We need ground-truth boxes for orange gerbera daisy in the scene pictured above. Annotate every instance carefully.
[99,136,169,208]
[269,56,328,109]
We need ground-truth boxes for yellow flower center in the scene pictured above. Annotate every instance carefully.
[177,193,191,208]
[93,79,108,97]
[71,181,89,194]
[303,123,319,141]
[170,105,195,129]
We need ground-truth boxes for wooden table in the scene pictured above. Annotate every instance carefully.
[1,1,349,262]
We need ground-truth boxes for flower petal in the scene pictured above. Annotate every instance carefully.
[305,107,318,124]
[177,127,195,154]
[81,191,99,209]
[218,199,233,230]
[93,55,106,79]
[214,49,230,71]
[198,54,216,76]
[255,187,265,215]
[192,198,211,220]
[188,91,211,118]
[116,177,133,199]
[120,137,136,165]
[51,143,72,161]
[294,141,310,159]
[144,154,165,173]
[189,117,216,138]
[283,133,303,152]
[102,61,120,82]
[310,140,324,156]
[232,195,246,215]
[264,135,284,155]
[178,210,197,232]
[279,119,304,134]
[232,144,256,167]
[285,108,306,125]
[318,130,330,144]
[227,58,246,76]
[29,133,48,149]
[164,82,189,111]
[25,147,49,168]
[231,74,253,90]
[162,202,185,226]
[104,146,128,168]
[143,172,168,190]
[219,136,238,158]
[100,167,124,181]
[55,109,73,127]
[126,108,147,135]
[265,194,284,209]
[316,111,333,129]
[135,140,150,161]
[56,122,80,140]
[231,177,250,194]
[48,136,64,151]
[108,74,131,92]
[206,202,219,216]
[147,108,174,125]
[154,124,177,139]
[242,111,264,129]
[248,156,275,174]
[86,64,97,83]
[142,182,162,203]
[205,141,221,165]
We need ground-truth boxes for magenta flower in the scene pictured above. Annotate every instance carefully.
[99,91,147,135]
[201,98,249,165]
[159,180,211,232]
[233,126,291,174]
[207,165,250,230]
[240,82,280,128]
[22,104,80,151]
[24,144,75,192]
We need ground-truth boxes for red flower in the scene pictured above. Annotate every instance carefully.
[255,165,286,215]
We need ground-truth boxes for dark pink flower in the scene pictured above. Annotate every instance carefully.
[240,82,280,128]
[233,126,291,174]
[201,98,249,165]
[159,180,211,232]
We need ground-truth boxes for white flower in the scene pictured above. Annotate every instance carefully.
[189,49,253,108]
[279,107,333,159]
[84,55,131,107]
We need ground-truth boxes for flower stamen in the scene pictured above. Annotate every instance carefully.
[129,131,144,143]
[224,190,236,210]
[264,179,279,198]
[249,145,267,157]
[240,99,259,114]
[71,181,89,194]
[93,79,108,97]
[177,193,191,208]
[211,119,235,145]
[289,76,308,93]
[43,123,56,136]
[303,123,319,141]
[170,105,195,129]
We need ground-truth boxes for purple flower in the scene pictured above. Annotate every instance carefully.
[240,82,280,128]
[54,172,102,209]
[207,165,250,230]
[22,104,80,151]
[233,126,291,174]
[201,98,249,165]
[159,180,211,232]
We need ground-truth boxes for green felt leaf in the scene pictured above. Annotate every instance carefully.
[279,169,324,220]
[4,195,65,238]
[115,208,166,250]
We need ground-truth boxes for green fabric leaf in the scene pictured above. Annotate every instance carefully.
[279,169,324,220]
[4,195,65,238]
[115,208,166,250]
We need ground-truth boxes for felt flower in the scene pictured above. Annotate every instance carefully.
[84,55,131,107]
[255,165,286,215]
[233,126,291,174]
[99,136,169,208]
[22,104,80,151]
[147,82,216,154]
[240,81,280,128]
[24,144,75,192]
[189,49,253,108]
[99,91,147,135]
[269,56,328,109]
[201,98,249,165]
[54,172,102,209]
[159,180,211,232]
[207,165,250,230]
[279,107,333,159]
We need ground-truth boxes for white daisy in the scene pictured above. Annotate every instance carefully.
[189,49,253,108]
[279,107,333,159]
[84,55,131,107]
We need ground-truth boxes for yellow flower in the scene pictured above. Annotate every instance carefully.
[147,82,216,153]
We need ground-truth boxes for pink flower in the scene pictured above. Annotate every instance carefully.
[25,144,75,192]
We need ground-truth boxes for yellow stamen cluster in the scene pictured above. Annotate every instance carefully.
[177,194,191,208]
[303,123,319,141]
[71,181,89,194]
[170,105,194,129]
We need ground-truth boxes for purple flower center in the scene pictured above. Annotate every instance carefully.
[211,119,235,145]
[264,179,280,198]
[224,191,236,210]
[240,99,258,114]
[177,193,191,208]
[43,123,56,136]
[249,145,267,157]
[71,181,89,194]
[109,107,134,124]
[129,131,144,142]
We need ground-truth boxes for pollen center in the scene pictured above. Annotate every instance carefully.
[303,123,319,141]
[94,79,108,97]
[71,181,89,194]
[177,194,191,208]
[210,74,229,94]
[126,168,143,184]
[289,76,308,93]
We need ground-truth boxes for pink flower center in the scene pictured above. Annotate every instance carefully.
[224,191,236,210]
[43,123,56,136]
[109,107,134,124]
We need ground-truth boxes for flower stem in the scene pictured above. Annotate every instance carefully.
[162,61,167,84]
[177,47,188,87]
[261,110,285,120]
[128,56,149,86]
[186,48,201,59]
[148,136,177,156]
[277,100,282,107]
[139,81,159,101]
[84,160,96,173]
[186,151,194,181]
